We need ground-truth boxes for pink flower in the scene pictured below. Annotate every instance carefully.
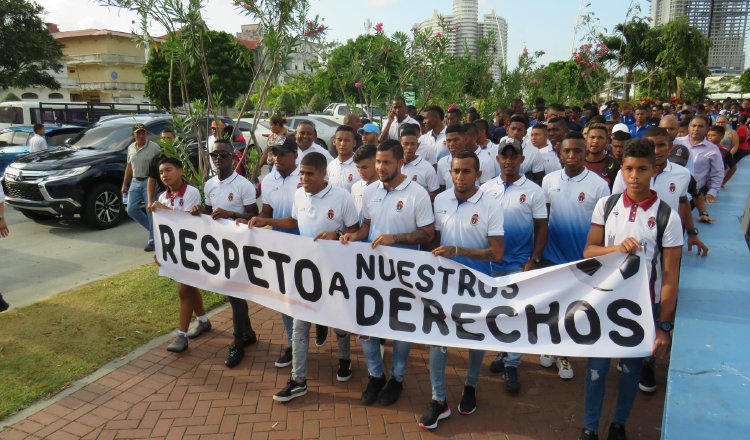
[453,24,461,31]
[375,22,383,33]
[436,31,442,38]
[447,103,456,111]
[531,79,538,85]
[523,47,528,54]
[354,82,362,88]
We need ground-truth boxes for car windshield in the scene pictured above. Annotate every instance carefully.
[309,117,339,128]
[0,106,23,124]
[67,124,133,150]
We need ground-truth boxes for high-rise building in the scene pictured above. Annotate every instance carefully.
[650,0,749,75]
[414,0,508,80]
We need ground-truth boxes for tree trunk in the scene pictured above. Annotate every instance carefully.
[624,69,633,102]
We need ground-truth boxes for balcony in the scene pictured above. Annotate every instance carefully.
[78,82,145,91]
[66,54,147,66]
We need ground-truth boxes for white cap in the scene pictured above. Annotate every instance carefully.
[612,123,629,134]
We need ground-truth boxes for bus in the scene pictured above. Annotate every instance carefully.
[0,101,162,129]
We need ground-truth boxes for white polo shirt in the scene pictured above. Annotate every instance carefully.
[361,177,435,249]
[437,148,496,189]
[401,156,439,193]
[538,143,562,174]
[542,169,610,264]
[327,156,361,191]
[296,143,333,165]
[433,188,504,275]
[387,115,419,140]
[474,146,498,183]
[261,167,301,234]
[28,133,48,153]
[417,127,447,165]
[204,171,257,212]
[480,176,547,272]
[592,191,683,303]
[611,161,690,211]
[291,184,359,238]
[158,183,202,212]
[503,136,545,175]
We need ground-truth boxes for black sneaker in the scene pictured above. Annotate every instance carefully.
[503,366,520,394]
[489,352,506,374]
[315,325,328,347]
[361,375,387,405]
[225,344,244,368]
[378,377,403,406]
[457,385,476,415]
[638,363,656,393]
[144,243,155,252]
[579,428,599,440]
[242,330,257,346]
[273,379,307,402]
[606,423,626,440]
[336,359,352,382]
[275,347,293,368]
[0,294,8,313]
[418,400,451,430]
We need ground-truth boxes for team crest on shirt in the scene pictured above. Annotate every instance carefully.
[647,216,656,229]
[228,192,234,201]
[327,209,334,219]
[519,193,526,204]
[669,182,676,193]
[348,174,353,182]
[179,199,184,206]
[578,192,586,203]
[412,175,418,182]
[396,200,404,211]
[470,213,479,225]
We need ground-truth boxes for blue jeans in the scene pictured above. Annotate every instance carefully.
[429,346,485,401]
[291,319,351,382]
[360,336,411,382]
[281,313,293,347]
[127,178,153,245]
[492,268,523,368]
[583,357,642,432]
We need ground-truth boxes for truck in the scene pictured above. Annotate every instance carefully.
[0,101,161,130]
[309,103,384,125]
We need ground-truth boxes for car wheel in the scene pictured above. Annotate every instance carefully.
[18,209,56,221]
[83,183,124,230]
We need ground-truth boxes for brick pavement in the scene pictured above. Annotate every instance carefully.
[1,303,665,440]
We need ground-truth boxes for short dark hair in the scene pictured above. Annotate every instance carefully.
[452,150,480,171]
[635,104,650,111]
[161,127,175,135]
[587,115,607,125]
[445,123,464,135]
[531,123,547,132]
[643,127,668,139]
[708,125,725,137]
[679,119,690,128]
[563,131,585,141]
[33,123,44,132]
[509,114,529,129]
[587,123,608,136]
[548,103,566,113]
[447,107,463,118]
[297,119,316,134]
[399,125,420,138]
[623,138,656,164]
[423,105,445,120]
[353,144,377,163]
[393,96,406,104]
[462,122,478,137]
[335,124,356,140]
[691,114,711,126]
[270,114,287,125]
[377,139,404,160]
[158,156,183,169]
[474,118,489,132]
[300,151,328,171]
[213,138,233,149]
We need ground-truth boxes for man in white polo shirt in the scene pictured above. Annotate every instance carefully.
[249,152,359,402]
[400,125,438,199]
[295,120,333,164]
[28,124,48,153]
[379,96,419,142]
[541,131,610,380]
[351,145,378,217]
[419,150,504,430]
[438,124,495,191]
[417,105,447,165]
[480,137,548,394]
[190,140,259,369]
[327,125,361,191]
[501,114,545,185]
[339,140,435,407]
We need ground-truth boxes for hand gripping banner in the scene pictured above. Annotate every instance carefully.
[154,210,656,358]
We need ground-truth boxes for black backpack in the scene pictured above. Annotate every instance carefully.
[602,193,672,252]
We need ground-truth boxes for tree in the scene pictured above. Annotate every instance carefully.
[0,0,64,90]
[656,16,712,98]
[142,30,253,109]
[739,68,750,94]
[599,19,658,101]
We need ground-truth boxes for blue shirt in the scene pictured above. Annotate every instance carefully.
[628,122,651,138]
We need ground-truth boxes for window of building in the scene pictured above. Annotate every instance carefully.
[48,93,64,99]
[21,92,39,100]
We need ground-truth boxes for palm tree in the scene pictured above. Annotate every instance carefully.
[599,19,657,101]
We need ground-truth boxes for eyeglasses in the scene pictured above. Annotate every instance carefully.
[209,151,232,159]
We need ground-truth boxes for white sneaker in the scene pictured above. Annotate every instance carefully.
[556,356,574,379]
[539,354,554,368]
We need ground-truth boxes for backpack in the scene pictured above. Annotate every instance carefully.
[602,193,671,252]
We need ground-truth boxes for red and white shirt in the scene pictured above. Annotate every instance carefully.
[611,161,690,211]
[158,182,201,212]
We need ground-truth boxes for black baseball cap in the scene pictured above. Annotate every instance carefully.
[270,136,298,154]
[498,137,522,155]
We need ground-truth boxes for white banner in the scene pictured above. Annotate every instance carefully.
[153,210,656,358]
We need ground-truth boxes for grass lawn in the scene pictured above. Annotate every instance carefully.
[0,264,227,419]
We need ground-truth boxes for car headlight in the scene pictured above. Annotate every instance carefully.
[43,166,91,182]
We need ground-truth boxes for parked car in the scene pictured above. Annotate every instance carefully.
[1,115,174,229]
[0,124,85,175]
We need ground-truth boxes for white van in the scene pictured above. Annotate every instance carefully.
[0,101,160,129]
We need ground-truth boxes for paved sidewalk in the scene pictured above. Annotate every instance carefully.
[1,304,665,440]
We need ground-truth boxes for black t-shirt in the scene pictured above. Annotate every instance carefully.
[148,153,166,195]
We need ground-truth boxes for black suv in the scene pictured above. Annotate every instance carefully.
[1,115,174,229]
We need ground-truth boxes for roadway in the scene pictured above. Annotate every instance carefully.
[0,207,153,310]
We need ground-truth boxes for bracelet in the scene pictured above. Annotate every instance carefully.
[700,211,709,217]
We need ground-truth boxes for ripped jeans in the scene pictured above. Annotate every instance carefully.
[583,357,642,432]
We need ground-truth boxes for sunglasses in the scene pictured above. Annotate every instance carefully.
[209,151,232,159]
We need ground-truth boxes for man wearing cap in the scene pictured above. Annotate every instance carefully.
[121,123,161,251]
[610,123,632,163]
[358,123,381,148]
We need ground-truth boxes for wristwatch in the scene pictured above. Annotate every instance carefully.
[655,321,674,332]
[529,256,542,264]
[687,228,699,236]
[699,211,710,217]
